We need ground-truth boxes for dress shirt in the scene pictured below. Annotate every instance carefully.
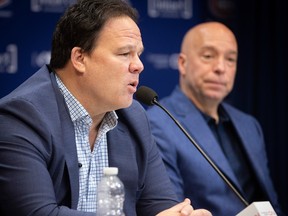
[203,105,267,203]
[55,74,117,212]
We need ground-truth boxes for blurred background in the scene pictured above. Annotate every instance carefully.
[0,0,287,214]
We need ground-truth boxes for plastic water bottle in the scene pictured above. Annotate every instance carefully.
[97,167,125,216]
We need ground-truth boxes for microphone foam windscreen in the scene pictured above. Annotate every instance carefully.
[135,86,158,106]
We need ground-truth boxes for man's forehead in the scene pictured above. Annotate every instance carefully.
[103,16,141,34]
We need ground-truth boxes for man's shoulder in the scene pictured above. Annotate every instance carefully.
[222,102,260,126]
[116,100,149,124]
[0,65,52,103]
[222,102,252,117]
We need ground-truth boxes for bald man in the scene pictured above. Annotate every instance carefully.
[146,22,283,215]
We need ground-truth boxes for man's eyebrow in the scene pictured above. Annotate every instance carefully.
[200,46,238,55]
[199,46,217,52]
[116,45,145,54]
[228,50,238,55]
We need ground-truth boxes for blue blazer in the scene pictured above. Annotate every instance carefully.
[146,85,283,216]
[0,65,178,216]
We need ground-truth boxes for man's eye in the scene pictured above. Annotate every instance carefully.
[120,53,129,56]
[203,54,213,59]
[227,57,237,62]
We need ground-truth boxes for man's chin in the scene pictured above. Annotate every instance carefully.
[116,99,133,110]
[205,94,225,103]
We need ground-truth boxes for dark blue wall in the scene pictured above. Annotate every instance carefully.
[0,0,287,214]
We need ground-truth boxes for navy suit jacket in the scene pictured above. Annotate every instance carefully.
[0,65,178,216]
[146,85,283,216]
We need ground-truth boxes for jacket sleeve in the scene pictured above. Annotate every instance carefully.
[0,99,94,216]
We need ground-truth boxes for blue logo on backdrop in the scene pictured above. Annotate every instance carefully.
[0,0,12,17]
[148,0,192,19]
[30,0,76,13]
[208,0,235,19]
[0,0,10,8]
[31,50,51,68]
[146,53,178,70]
[0,44,18,74]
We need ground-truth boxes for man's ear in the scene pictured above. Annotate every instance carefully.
[71,47,85,73]
[178,53,187,76]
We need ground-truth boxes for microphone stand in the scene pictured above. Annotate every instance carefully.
[152,98,249,207]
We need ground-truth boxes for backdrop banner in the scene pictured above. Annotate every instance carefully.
[0,0,287,214]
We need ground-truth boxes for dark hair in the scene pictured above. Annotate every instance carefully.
[49,0,139,69]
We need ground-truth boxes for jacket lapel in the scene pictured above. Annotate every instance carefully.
[50,71,79,209]
[226,105,270,196]
[171,87,244,194]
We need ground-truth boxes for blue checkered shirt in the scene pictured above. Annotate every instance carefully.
[55,74,118,213]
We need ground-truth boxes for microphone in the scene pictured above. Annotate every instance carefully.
[135,86,277,216]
